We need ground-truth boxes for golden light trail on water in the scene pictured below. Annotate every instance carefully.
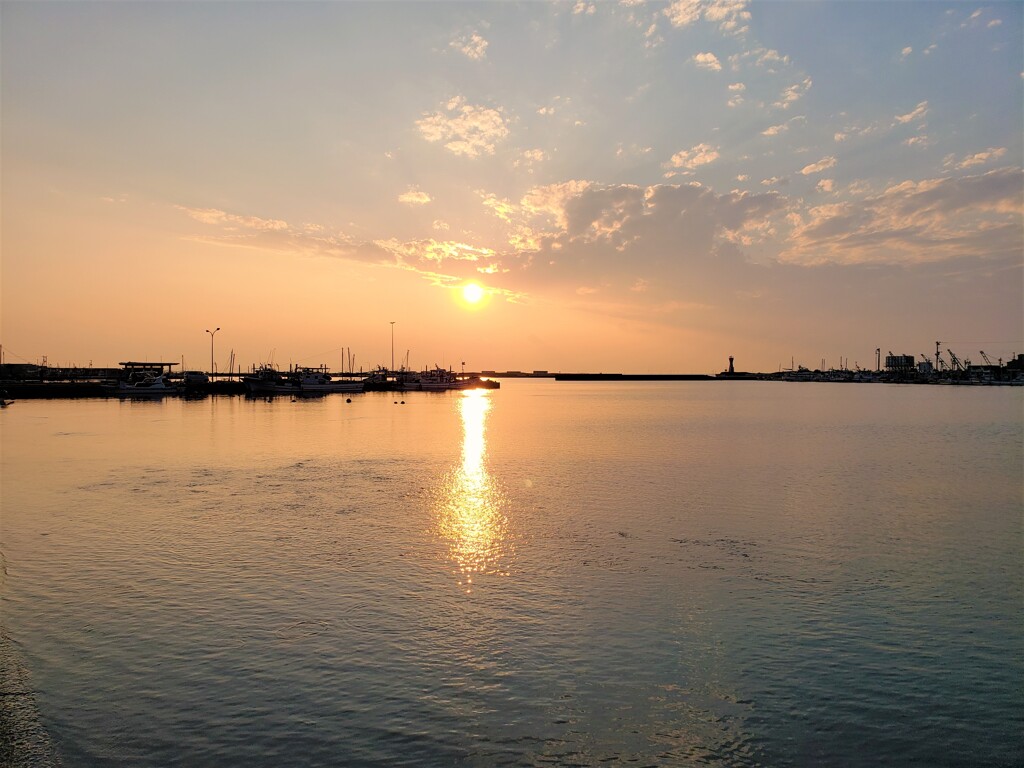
[434,389,511,592]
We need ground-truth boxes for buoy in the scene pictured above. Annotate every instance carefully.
[400,400,405,404]
[346,398,351,403]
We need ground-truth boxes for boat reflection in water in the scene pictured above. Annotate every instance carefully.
[434,389,511,592]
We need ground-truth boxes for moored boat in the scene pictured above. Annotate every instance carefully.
[243,365,364,396]
[108,373,183,397]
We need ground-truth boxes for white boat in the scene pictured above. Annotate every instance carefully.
[292,368,365,394]
[420,367,458,391]
[110,373,182,397]
[399,367,499,391]
[243,366,364,396]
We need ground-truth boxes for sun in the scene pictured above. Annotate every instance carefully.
[461,282,485,304]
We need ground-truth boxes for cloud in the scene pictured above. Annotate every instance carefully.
[800,156,836,175]
[376,237,495,265]
[816,179,834,193]
[479,191,517,223]
[178,206,289,231]
[398,187,432,205]
[774,77,811,109]
[416,96,509,158]
[664,0,750,35]
[616,143,654,158]
[948,147,1007,169]
[667,143,720,171]
[516,147,548,171]
[664,0,702,27]
[521,180,594,229]
[703,0,751,34]
[904,134,932,147]
[901,46,913,59]
[730,47,791,74]
[573,0,596,15]
[177,206,392,264]
[781,167,1023,265]
[450,32,488,60]
[693,52,722,71]
[727,81,745,106]
[894,101,928,124]
[762,123,787,137]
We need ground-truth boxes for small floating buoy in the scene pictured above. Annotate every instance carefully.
[400,400,405,404]
[393,401,398,404]
[346,398,351,403]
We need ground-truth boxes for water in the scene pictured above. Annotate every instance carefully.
[1,381,1021,766]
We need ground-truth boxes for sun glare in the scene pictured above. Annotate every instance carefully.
[461,283,485,304]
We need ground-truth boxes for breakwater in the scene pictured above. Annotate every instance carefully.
[554,373,713,381]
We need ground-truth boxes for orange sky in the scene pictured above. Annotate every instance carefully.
[3,2,1021,373]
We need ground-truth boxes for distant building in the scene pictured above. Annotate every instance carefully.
[885,354,916,371]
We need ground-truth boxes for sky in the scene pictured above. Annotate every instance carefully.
[2,0,1021,374]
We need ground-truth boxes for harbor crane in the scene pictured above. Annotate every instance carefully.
[947,349,968,371]
[979,351,994,366]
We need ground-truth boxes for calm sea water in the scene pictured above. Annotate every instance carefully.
[1,381,1021,767]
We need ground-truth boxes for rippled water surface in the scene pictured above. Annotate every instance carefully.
[2,381,1021,766]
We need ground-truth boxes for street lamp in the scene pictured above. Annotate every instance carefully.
[390,321,395,373]
[206,327,220,376]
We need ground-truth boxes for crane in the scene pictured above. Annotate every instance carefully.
[947,349,965,371]
[979,351,993,366]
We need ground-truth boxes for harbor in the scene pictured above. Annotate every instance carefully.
[1,344,1022,400]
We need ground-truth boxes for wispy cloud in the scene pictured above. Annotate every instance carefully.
[894,101,929,125]
[416,96,509,158]
[774,77,811,109]
[178,206,288,231]
[946,147,1007,169]
[398,187,432,206]
[450,32,488,61]
[664,0,702,28]
[664,0,749,35]
[800,156,836,175]
[782,167,1023,265]
[693,52,722,71]
[667,143,720,172]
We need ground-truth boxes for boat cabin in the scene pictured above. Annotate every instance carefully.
[117,361,179,382]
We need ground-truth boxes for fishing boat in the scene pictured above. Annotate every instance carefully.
[291,367,365,394]
[243,365,364,395]
[109,373,183,397]
[401,367,500,391]
[450,375,500,390]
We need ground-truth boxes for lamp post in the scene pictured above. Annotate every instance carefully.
[206,327,220,377]
[390,321,395,373]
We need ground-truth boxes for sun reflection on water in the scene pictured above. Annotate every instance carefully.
[435,389,511,591]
